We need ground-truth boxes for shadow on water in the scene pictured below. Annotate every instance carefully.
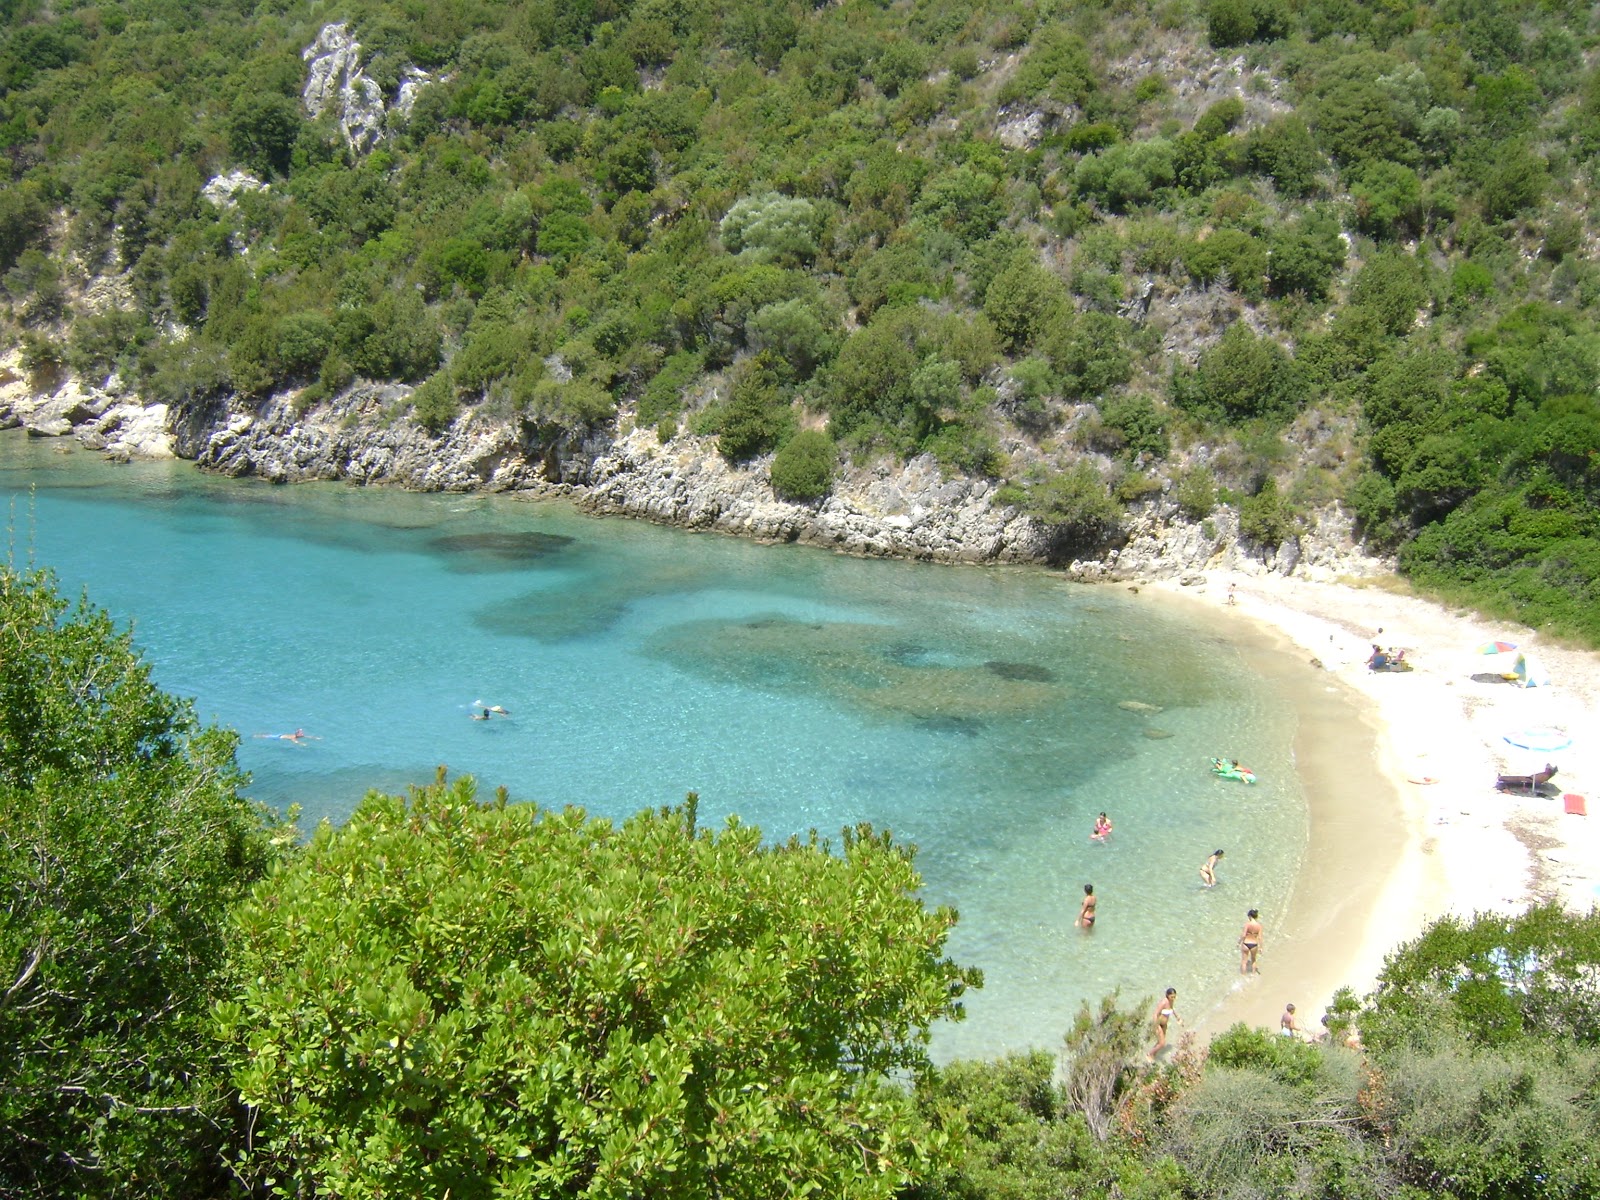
[644,613,1062,726]
[984,660,1057,682]
[427,531,576,572]
[474,590,632,642]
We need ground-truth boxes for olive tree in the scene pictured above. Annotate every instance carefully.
[220,779,978,1199]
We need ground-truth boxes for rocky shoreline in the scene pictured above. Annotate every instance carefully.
[0,362,1392,581]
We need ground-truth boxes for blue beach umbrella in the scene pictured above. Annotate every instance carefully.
[1503,727,1573,753]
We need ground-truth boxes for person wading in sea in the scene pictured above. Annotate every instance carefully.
[1148,987,1180,1061]
[1076,884,1097,931]
[1240,908,1264,973]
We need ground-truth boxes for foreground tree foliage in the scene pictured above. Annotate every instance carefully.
[218,779,978,1198]
[0,567,282,1198]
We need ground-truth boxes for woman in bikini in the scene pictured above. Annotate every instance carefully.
[1076,884,1097,931]
[1199,848,1224,888]
[1091,812,1113,842]
[1240,908,1263,973]
[1148,987,1180,1060]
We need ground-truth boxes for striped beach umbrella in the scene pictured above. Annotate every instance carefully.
[1477,640,1518,654]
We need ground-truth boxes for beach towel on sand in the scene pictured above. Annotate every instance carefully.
[1565,793,1587,816]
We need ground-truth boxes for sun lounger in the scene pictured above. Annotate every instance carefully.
[1495,763,1557,795]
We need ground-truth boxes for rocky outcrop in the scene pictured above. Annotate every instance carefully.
[201,170,267,210]
[188,385,539,491]
[573,428,1050,563]
[302,23,387,155]
[3,351,1391,580]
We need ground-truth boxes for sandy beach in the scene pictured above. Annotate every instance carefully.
[1144,571,1600,1040]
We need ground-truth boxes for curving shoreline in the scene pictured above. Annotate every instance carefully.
[1147,572,1600,1038]
[7,381,1595,1042]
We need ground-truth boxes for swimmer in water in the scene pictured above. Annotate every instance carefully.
[1091,812,1112,842]
[1200,849,1224,888]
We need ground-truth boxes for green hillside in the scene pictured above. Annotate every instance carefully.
[3,0,1599,638]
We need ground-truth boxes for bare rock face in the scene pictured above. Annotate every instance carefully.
[201,170,267,210]
[996,107,1047,150]
[189,385,541,491]
[302,23,386,155]
[395,67,435,119]
[579,430,1051,563]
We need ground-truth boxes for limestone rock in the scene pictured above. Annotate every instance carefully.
[996,107,1047,150]
[1118,700,1163,715]
[201,170,267,210]
[395,67,435,118]
[302,23,387,155]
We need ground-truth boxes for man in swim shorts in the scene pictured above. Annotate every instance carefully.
[1280,1003,1300,1038]
[1077,884,1096,930]
[1240,909,1263,973]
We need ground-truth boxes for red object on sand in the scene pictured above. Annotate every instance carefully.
[1564,793,1587,816]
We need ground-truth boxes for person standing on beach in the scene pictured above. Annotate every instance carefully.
[1148,988,1180,1061]
[1240,909,1263,973]
[1280,1003,1300,1038]
[1199,849,1224,888]
[1076,884,1097,930]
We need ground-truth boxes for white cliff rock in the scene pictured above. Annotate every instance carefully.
[302,23,387,155]
[201,170,267,210]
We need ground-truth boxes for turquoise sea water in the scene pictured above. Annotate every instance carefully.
[0,432,1305,1060]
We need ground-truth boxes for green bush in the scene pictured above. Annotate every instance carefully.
[1175,465,1217,520]
[410,370,460,434]
[0,568,283,1198]
[1267,207,1347,299]
[1238,477,1293,546]
[717,354,794,462]
[1176,323,1303,424]
[1012,462,1123,541]
[770,428,837,500]
[219,783,976,1199]
[1099,394,1169,460]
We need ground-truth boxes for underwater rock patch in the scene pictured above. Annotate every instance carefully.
[428,531,575,570]
[984,660,1056,682]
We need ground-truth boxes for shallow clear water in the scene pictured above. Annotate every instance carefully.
[0,432,1305,1060]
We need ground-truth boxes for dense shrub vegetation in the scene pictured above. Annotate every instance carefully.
[5,0,1600,635]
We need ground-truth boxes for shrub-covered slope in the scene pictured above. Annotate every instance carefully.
[3,1,1599,638]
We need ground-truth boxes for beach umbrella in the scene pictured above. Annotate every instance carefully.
[1477,640,1518,654]
[1503,727,1573,753]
